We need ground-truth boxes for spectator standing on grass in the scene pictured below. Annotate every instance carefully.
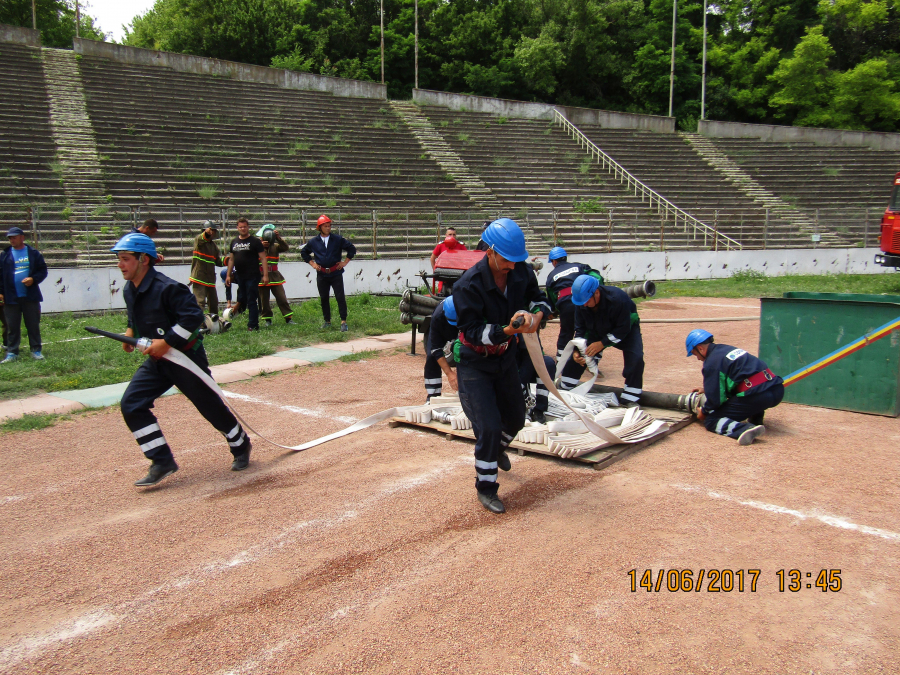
[189,221,222,316]
[300,215,356,331]
[256,224,295,326]
[225,218,268,331]
[0,227,47,363]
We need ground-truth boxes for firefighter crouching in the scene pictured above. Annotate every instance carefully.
[113,233,252,487]
[257,224,295,326]
[559,274,644,405]
[452,218,551,514]
[686,329,784,445]
[424,296,459,401]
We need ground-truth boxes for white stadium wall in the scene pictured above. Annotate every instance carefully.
[43,248,889,314]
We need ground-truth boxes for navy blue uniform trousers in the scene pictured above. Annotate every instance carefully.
[317,274,348,322]
[519,354,556,414]
[560,325,645,397]
[121,347,249,462]
[705,384,784,438]
[555,299,576,358]
[457,361,526,496]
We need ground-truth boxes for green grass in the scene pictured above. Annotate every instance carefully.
[338,349,380,362]
[0,295,407,401]
[653,272,900,300]
[0,412,71,433]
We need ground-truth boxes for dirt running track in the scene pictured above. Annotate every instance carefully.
[1,297,899,674]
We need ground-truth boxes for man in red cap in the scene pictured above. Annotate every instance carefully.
[300,215,356,331]
[430,227,467,271]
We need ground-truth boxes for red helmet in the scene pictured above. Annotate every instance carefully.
[317,215,332,231]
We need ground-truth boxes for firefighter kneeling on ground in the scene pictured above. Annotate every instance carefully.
[686,329,784,445]
[452,218,551,514]
[424,296,459,401]
[113,233,252,487]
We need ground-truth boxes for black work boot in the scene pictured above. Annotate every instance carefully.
[749,411,765,426]
[498,450,511,472]
[231,445,252,471]
[478,491,506,514]
[135,459,179,487]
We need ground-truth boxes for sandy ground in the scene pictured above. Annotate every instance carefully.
[1,297,899,674]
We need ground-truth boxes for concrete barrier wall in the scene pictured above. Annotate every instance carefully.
[0,24,41,47]
[73,39,387,100]
[699,119,900,151]
[42,248,888,314]
[413,89,675,132]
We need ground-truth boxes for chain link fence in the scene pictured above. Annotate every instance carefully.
[0,203,882,268]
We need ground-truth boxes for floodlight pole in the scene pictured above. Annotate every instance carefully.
[380,0,385,85]
[668,0,677,118]
[32,0,36,29]
[414,0,419,90]
[701,0,708,120]
[75,0,80,38]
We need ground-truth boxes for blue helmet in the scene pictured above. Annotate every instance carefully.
[110,232,158,259]
[442,296,457,326]
[571,274,600,306]
[685,329,713,357]
[548,246,567,261]
[481,218,529,262]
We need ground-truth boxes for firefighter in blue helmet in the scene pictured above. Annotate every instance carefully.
[544,247,597,360]
[451,218,551,514]
[686,329,784,445]
[112,233,252,487]
[558,274,645,404]
[424,296,460,401]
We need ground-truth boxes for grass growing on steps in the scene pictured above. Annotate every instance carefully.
[652,272,900,300]
[0,293,408,401]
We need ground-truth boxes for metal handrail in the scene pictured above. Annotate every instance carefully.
[553,110,742,251]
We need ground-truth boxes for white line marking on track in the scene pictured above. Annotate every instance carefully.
[222,391,358,424]
[0,610,118,670]
[674,484,900,542]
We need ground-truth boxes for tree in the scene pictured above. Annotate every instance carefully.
[0,0,106,48]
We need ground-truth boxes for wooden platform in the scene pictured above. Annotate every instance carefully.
[389,407,694,471]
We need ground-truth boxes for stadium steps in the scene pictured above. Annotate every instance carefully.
[40,48,106,207]
[389,100,502,213]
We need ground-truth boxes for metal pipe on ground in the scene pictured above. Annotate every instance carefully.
[588,384,704,414]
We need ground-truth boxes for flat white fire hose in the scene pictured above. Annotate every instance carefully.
[161,349,415,452]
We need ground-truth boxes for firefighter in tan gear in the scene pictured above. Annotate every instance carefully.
[189,221,223,316]
[257,224,294,326]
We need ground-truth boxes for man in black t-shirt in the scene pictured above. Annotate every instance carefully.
[225,218,268,331]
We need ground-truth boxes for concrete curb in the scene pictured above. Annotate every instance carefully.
[0,331,412,424]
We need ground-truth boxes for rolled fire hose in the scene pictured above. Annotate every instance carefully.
[554,337,600,396]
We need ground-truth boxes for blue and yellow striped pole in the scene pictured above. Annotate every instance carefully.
[783,315,900,387]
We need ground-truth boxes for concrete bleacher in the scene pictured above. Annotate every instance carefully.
[0,43,59,206]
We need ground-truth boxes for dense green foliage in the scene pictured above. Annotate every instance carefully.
[5,0,900,130]
[0,0,105,48]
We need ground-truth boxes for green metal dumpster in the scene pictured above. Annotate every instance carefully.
[758,292,900,416]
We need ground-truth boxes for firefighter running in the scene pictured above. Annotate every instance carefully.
[686,329,784,445]
[452,218,551,514]
[113,233,252,487]
[558,274,644,405]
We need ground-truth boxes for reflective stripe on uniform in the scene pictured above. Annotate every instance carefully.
[606,333,620,344]
[132,422,161,440]
[172,324,192,339]
[475,460,498,470]
[715,418,730,434]
[481,325,493,345]
[140,436,168,452]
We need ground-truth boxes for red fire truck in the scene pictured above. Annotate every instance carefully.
[875,171,900,268]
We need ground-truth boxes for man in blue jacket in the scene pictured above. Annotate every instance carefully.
[113,233,252,487]
[0,227,48,362]
[452,218,551,514]
[686,329,783,445]
[300,215,356,331]
[544,247,594,360]
[558,274,644,404]
[424,296,459,401]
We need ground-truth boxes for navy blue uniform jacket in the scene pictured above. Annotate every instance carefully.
[0,244,48,304]
[452,256,551,373]
[574,286,639,349]
[300,235,357,277]
[125,267,205,350]
[701,343,783,415]
[545,261,591,311]
[427,302,458,361]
